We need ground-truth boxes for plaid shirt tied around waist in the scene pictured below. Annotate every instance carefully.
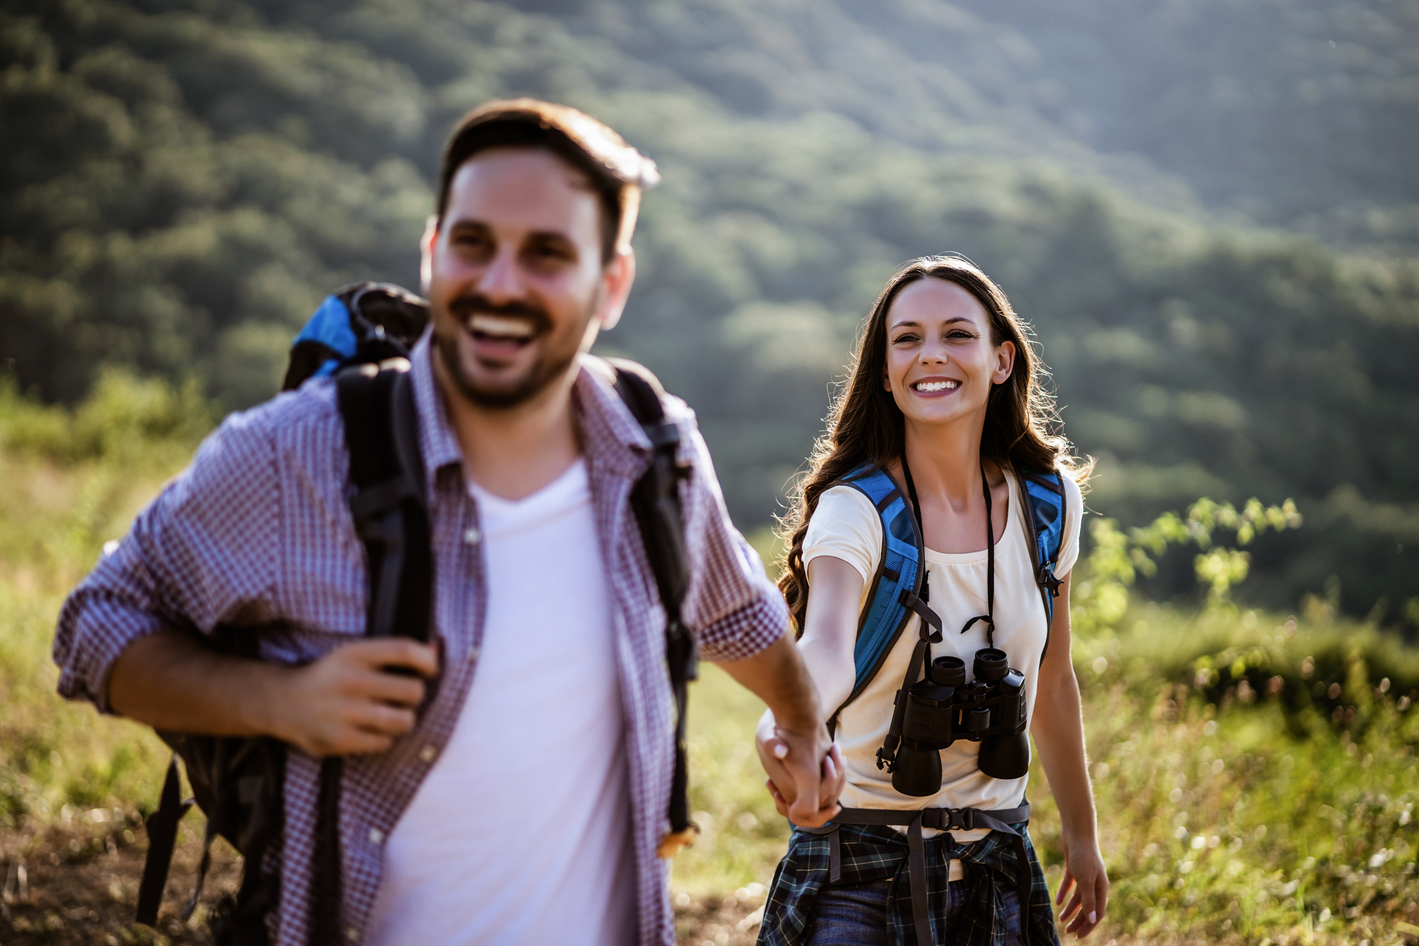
[757,815,1058,946]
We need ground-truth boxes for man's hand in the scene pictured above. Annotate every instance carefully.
[271,639,440,756]
[715,634,845,826]
[755,710,845,827]
[108,629,440,757]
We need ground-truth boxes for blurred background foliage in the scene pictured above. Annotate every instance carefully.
[3,0,1418,624]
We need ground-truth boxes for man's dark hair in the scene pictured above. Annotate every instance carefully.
[437,99,659,263]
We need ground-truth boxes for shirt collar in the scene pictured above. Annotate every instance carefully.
[409,331,656,495]
[570,354,657,480]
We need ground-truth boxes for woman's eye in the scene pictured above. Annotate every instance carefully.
[892,334,919,344]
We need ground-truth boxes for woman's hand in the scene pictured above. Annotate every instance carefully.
[1055,829,1109,937]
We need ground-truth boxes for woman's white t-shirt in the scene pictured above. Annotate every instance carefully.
[803,470,1082,873]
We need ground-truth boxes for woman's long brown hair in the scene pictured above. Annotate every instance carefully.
[777,255,1088,632]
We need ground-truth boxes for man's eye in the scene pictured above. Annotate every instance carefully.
[531,244,571,260]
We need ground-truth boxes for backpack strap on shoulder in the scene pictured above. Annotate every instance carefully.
[602,358,698,858]
[825,466,928,734]
[338,360,432,641]
[1014,467,1067,659]
[306,358,434,944]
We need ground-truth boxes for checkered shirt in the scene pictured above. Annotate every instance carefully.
[53,330,788,946]
[757,823,1058,946]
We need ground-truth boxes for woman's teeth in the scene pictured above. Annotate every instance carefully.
[468,314,535,339]
[913,380,960,392]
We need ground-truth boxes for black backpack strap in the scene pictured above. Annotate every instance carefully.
[607,360,697,857]
[136,754,193,925]
[308,359,434,944]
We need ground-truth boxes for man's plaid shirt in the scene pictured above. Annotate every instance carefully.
[757,823,1059,946]
[53,331,788,946]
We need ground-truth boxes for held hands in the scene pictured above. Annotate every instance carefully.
[1055,829,1109,938]
[268,639,440,757]
[755,710,845,827]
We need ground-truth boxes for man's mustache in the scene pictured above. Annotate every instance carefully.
[448,294,551,330]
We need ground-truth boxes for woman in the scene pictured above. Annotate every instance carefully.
[755,257,1107,945]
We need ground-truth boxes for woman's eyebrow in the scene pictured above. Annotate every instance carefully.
[889,316,976,330]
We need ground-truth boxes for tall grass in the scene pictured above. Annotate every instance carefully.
[3,377,1418,942]
[0,371,205,829]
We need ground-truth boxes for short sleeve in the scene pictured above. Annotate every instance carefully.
[803,486,882,586]
[1053,472,1085,578]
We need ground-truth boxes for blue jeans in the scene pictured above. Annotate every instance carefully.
[803,878,1023,946]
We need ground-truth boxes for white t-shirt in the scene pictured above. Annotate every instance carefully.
[803,470,1082,875]
[366,459,636,946]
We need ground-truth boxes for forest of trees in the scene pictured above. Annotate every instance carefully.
[3,0,1418,623]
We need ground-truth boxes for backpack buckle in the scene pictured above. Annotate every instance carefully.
[943,807,974,831]
[1038,564,1062,598]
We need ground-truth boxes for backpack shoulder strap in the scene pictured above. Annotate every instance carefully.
[825,465,926,728]
[309,358,433,942]
[600,357,697,856]
[336,359,432,642]
[1014,466,1067,658]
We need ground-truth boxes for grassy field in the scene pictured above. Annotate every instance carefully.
[3,377,1419,944]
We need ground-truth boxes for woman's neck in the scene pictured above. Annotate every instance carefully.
[901,415,990,512]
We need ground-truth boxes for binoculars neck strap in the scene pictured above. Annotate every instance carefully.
[901,456,998,647]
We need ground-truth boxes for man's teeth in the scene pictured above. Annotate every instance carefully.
[468,314,535,339]
[914,380,960,392]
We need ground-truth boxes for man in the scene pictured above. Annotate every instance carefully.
[53,99,842,946]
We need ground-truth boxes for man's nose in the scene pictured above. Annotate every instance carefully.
[477,246,525,302]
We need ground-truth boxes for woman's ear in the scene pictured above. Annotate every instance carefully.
[993,339,1016,385]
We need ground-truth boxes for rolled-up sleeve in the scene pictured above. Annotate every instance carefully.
[53,409,281,713]
[673,418,789,663]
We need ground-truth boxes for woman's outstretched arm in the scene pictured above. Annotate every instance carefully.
[757,555,862,818]
[1031,574,1110,938]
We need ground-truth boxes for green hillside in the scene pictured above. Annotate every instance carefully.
[3,0,1417,621]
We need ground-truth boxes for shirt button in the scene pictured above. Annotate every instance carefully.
[345,928,361,942]
[367,828,383,844]
[419,745,438,764]
[463,527,481,545]
[466,646,480,663]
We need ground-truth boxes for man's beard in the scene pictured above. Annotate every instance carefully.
[433,293,581,409]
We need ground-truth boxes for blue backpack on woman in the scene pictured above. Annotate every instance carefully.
[800,463,1068,946]
[827,463,1067,728]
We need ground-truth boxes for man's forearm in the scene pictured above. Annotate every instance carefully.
[109,629,291,737]
[716,633,823,732]
[109,629,438,756]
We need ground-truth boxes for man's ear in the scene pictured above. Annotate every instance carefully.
[419,215,439,295]
[597,247,636,332]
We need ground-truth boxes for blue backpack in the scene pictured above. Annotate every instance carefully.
[827,463,1068,723]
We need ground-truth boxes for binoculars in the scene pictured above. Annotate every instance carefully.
[891,648,1031,797]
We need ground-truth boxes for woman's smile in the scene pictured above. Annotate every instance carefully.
[910,376,961,396]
